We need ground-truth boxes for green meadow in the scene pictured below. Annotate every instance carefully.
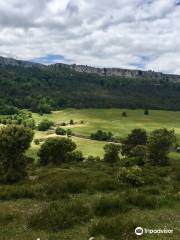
[30,108,180,158]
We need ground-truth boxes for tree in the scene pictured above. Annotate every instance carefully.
[144,109,149,115]
[147,128,176,166]
[55,127,66,135]
[70,120,74,125]
[103,144,121,163]
[121,112,127,117]
[37,119,54,131]
[0,125,34,183]
[121,129,147,157]
[38,137,76,165]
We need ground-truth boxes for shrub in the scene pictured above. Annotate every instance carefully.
[121,129,147,157]
[144,109,149,115]
[55,127,66,135]
[37,119,54,131]
[122,157,145,167]
[66,129,73,136]
[0,125,34,183]
[103,144,121,163]
[117,166,144,186]
[94,196,129,216]
[86,155,101,162]
[34,139,40,145]
[89,216,137,240]
[126,191,161,209]
[121,112,127,117]
[38,137,76,165]
[67,150,84,162]
[91,130,113,141]
[69,119,74,125]
[147,128,176,166]
[29,200,92,232]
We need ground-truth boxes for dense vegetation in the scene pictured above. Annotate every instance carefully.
[0,122,179,239]
[1,64,180,114]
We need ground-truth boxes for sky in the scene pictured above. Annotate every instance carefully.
[0,0,180,73]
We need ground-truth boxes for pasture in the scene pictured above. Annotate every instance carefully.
[30,108,180,158]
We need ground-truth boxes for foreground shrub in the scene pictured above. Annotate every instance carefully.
[117,166,144,186]
[89,216,137,240]
[0,125,34,183]
[43,175,88,199]
[126,191,161,209]
[122,157,144,167]
[29,200,92,232]
[38,137,76,165]
[0,184,42,200]
[103,144,121,163]
[67,150,84,162]
[121,129,147,157]
[147,128,176,166]
[94,196,129,216]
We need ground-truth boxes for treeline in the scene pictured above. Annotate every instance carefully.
[1,65,180,114]
[0,124,176,183]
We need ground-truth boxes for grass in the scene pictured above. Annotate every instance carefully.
[1,108,180,239]
[28,108,180,158]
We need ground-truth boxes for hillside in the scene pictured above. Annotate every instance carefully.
[1,56,180,113]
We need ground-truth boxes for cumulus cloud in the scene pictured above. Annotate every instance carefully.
[0,0,180,73]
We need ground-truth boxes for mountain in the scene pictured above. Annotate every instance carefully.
[0,55,180,114]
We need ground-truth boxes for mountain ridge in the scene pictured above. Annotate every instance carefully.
[0,55,180,82]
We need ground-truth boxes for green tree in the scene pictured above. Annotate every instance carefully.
[37,119,54,131]
[38,137,76,165]
[0,125,34,183]
[103,144,121,163]
[121,129,147,157]
[144,109,149,115]
[147,128,176,166]
[55,127,66,135]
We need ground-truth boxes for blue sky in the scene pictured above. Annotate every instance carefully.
[0,0,180,73]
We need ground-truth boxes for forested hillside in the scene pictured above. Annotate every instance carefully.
[1,58,180,114]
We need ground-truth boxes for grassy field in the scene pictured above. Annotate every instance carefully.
[0,108,180,239]
[30,108,180,158]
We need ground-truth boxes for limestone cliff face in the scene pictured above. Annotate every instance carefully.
[0,55,180,82]
[62,64,180,82]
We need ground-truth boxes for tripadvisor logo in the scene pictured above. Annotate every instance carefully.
[135,227,173,236]
[135,227,143,236]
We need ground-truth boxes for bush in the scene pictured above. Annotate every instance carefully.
[34,139,40,145]
[126,191,161,209]
[0,125,34,183]
[89,216,137,240]
[117,166,144,186]
[91,130,113,141]
[147,128,176,166]
[86,155,101,162]
[67,150,84,162]
[29,200,92,232]
[55,127,66,135]
[144,109,149,115]
[38,137,76,165]
[69,119,74,125]
[0,185,40,200]
[103,144,121,163]
[121,112,127,117]
[122,157,145,167]
[66,129,73,136]
[94,196,129,216]
[37,119,54,131]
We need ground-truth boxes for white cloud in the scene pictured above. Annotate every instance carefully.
[0,0,180,73]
